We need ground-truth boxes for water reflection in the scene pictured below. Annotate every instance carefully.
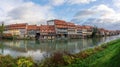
[0,35,120,61]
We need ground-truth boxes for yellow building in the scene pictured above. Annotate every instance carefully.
[9,29,20,36]
[4,23,27,38]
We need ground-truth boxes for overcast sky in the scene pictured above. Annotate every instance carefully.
[0,0,120,30]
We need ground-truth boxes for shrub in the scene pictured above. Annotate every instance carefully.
[63,55,74,65]
[16,57,34,67]
[0,55,17,67]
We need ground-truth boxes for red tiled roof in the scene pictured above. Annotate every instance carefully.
[53,19,68,28]
[67,22,76,29]
[54,19,67,25]
[76,25,82,30]
[40,25,55,33]
[98,28,105,32]
[6,23,27,30]
[27,25,37,30]
[82,25,93,29]
[105,30,110,32]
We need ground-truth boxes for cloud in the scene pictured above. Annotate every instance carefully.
[0,0,97,25]
[0,0,24,22]
[50,0,66,6]
[113,0,120,8]
[72,4,120,30]
[0,0,24,12]
[7,2,56,24]
[0,0,56,25]
[74,10,96,19]
[67,0,96,5]
[90,4,115,19]
[50,0,96,6]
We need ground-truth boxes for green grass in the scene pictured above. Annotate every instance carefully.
[90,41,120,67]
[66,39,120,67]
[0,55,36,67]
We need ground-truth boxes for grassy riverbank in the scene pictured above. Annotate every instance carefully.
[40,39,120,67]
[0,55,36,67]
[65,39,120,67]
[0,39,120,67]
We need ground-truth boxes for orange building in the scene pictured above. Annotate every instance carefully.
[27,25,39,37]
[47,19,68,38]
[81,25,93,37]
[39,25,56,39]
[98,28,106,36]
[54,20,68,29]
[27,25,37,30]
[67,22,77,38]
[4,23,28,37]
[76,25,83,38]
[4,19,118,39]
[5,23,27,30]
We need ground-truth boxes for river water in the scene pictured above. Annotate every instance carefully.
[0,35,120,62]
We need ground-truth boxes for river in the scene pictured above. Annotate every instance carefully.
[0,35,120,62]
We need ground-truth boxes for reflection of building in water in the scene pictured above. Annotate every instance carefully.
[4,41,26,48]
[1,35,120,54]
[0,42,4,54]
[0,39,85,54]
[67,40,79,53]
[0,35,120,61]
[82,39,88,48]
[1,40,86,54]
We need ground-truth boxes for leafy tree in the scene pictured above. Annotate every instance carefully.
[0,22,4,37]
[92,26,99,37]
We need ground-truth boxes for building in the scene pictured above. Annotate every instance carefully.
[27,25,38,38]
[67,22,77,38]
[104,30,110,36]
[39,25,56,39]
[82,25,93,38]
[4,23,28,38]
[3,19,119,40]
[98,28,105,36]
[47,19,68,38]
[116,30,120,35]
[76,25,83,38]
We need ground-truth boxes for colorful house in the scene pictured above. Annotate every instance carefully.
[98,28,105,36]
[76,25,83,38]
[82,25,93,38]
[67,22,77,38]
[27,25,38,38]
[4,23,28,38]
[47,19,68,38]
[39,25,55,39]
[3,19,119,40]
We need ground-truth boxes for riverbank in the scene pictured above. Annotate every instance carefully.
[0,38,120,67]
[65,39,120,67]
[40,38,120,67]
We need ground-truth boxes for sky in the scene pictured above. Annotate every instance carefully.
[0,0,120,30]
